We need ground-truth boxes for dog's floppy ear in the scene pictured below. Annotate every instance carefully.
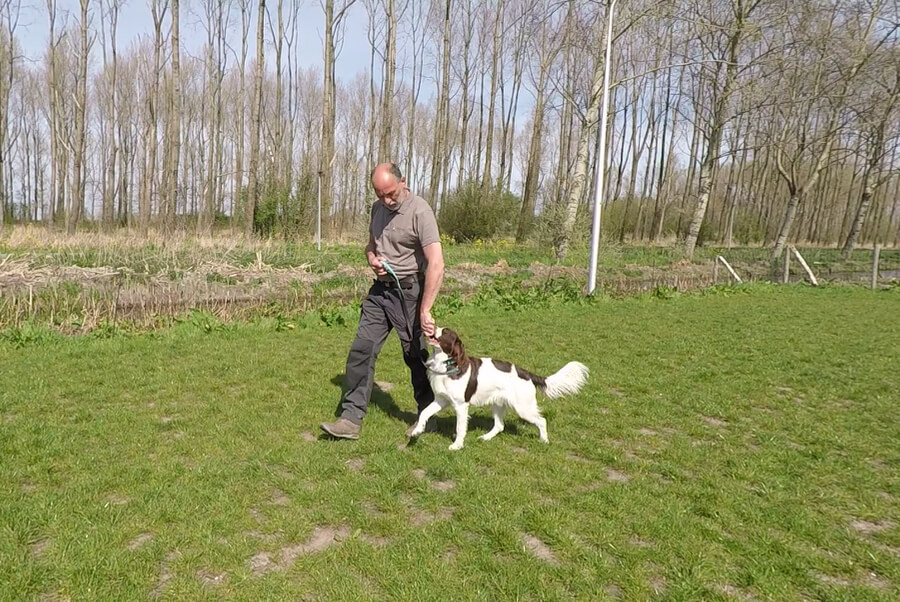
[444,329,467,368]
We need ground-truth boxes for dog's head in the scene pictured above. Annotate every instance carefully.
[429,326,468,369]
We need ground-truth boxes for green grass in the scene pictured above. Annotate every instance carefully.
[1,286,899,600]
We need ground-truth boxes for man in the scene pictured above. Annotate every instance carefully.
[320,163,444,440]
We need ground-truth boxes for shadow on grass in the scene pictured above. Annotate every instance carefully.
[329,374,506,441]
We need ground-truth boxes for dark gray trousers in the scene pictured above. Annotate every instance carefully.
[339,279,434,425]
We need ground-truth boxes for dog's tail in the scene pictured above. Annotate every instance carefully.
[540,361,589,399]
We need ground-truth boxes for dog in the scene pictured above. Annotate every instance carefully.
[409,326,588,450]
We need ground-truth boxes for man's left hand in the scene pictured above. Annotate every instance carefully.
[420,310,435,337]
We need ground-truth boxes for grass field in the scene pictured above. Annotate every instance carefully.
[2,227,898,334]
[1,285,899,600]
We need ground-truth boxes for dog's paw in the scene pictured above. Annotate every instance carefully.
[479,433,495,441]
[448,442,463,451]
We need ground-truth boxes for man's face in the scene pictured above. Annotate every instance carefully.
[373,176,405,210]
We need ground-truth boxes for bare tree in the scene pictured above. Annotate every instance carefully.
[518,0,561,242]
[0,0,21,229]
[771,1,891,258]
[321,0,356,230]
[428,0,452,205]
[683,0,763,258]
[842,51,900,256]
[164,0,181,233]
[480,0,503,191]
[64,0,92,233]
[246,0,265,236]
[377,0,397,162]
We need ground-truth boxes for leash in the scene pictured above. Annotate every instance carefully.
[380,260,458,376]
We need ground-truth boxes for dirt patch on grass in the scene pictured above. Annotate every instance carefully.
[702,416,729,428]
[346,457,365,472]
[105,494,130,506]
[248,552,278,576]
[299,431,317,442]
[850,518,895,534]
[604,584,624,599]
[411,468,455,491]
[606,468,630,483]
[151,551,180,597]
[269,464,294,479]
[432,479,455,492]
[281,525,351,562]
[30,538,51,558]
[196,568,228,588]
[269,488,291,506]
[410,506,455,527]
[638,428,658,436]
[629,536,651,548]
[127,533,154,551]
[250,525,352,576]
[361,500,385,517]
[521,533,559,565]
[374,381,395,392]
[511,446,527,453]
[714,584,757,600]
[811,571,853,587]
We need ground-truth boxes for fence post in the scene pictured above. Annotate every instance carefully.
[789,245,818,286]
[715,255,742,283]
[871,244,881,290]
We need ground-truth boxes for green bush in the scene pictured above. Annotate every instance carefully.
[438,182,520,242]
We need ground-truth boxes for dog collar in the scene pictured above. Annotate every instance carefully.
[442,359,459,376]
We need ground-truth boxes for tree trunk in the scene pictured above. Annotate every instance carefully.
[428,0,451,205]
[518,62,548,243]
[842,73,898,256]
[68,0,91,234]
[684,2,746,258]
[480,0,503,191]
[232,0,250,232]
[165,0,181,233]
[554,27,607,261]
[246,0,265,237]
[377,0,396,162]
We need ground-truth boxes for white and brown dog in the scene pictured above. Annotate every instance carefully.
[409,327,588,450]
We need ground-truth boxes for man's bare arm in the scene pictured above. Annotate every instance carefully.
[366,231,386,276]
[419,242,444,336]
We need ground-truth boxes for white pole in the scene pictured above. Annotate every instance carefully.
[587,0,616,295]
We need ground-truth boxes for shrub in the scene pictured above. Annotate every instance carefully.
[438,182,520,242]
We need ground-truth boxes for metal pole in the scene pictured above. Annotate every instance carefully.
[587,0,616,295]
[317,170,323,252]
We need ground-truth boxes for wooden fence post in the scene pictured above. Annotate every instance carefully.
[789,245,818,286]
[871,245,881,290]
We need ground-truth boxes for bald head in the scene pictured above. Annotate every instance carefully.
[371,162,407,210]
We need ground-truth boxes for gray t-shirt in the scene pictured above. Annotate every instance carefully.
[370,193,440,279]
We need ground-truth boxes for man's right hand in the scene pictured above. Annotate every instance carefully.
[369,254,387,277]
